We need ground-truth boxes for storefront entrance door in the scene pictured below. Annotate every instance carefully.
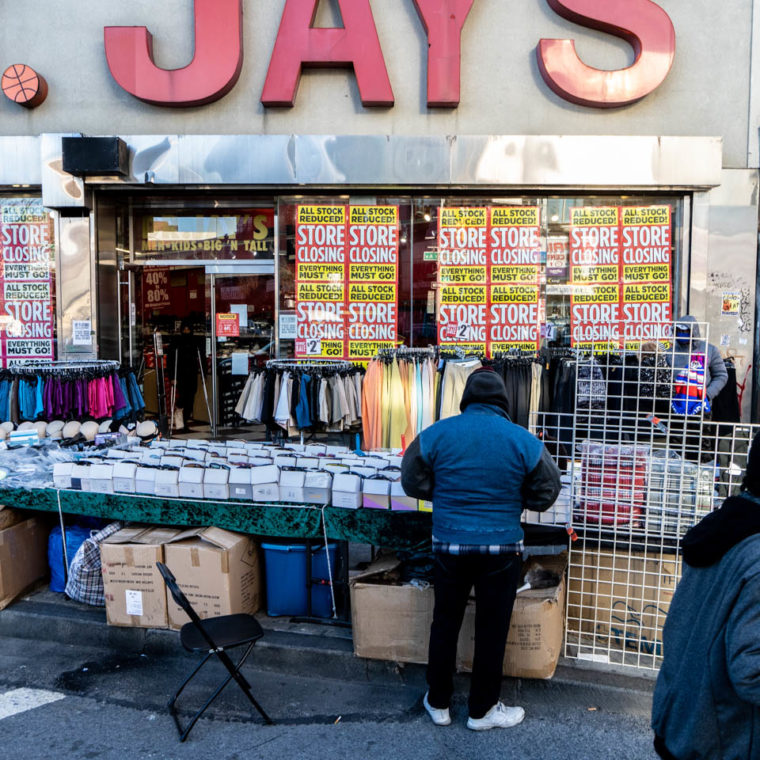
[209,266,275,438]
[125,264,274,438]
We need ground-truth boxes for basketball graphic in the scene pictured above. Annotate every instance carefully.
[2,64,48,108]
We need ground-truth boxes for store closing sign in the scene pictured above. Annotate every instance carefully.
[0,199,54,364]
[295,205,399,360]
[570,205,672,349]
[437,206,541,356]
[103,0,675,109]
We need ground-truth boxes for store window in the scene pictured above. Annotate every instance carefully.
[277,197,412,360]
[409,196,682,355]
[279,194,682,361]
[0,197,56,365]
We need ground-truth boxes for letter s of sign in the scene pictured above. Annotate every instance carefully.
[104,0,243,107]
[261,0,393,107]
[537,0,675,108]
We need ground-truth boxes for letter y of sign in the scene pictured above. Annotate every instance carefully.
[104,0,243,107]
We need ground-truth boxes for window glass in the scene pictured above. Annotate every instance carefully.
[133,209,274,263]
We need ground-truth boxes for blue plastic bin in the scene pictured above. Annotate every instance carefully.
[261,542,337,617]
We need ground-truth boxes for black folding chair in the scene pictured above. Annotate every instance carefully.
[156,561,274,741]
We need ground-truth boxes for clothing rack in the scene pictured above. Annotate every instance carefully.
[265,359,354,371]
[8,359,121,375]
[375,345,467,361]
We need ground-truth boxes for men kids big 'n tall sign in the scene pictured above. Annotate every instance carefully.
[103,0,676,109]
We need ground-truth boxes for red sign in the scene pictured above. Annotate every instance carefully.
[0,199,55,365]
[216,312,240,337]
[436,206,541,357]
[294,205,399,360]
[104,0,675,109]
[569,205,673,349]
[142,267,171,310]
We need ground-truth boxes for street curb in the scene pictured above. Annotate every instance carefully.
[0,591,655,701]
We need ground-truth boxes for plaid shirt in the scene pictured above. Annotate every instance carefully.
[65,521,122,606]
[432,535,524,556]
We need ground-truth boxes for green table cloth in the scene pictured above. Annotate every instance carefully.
[0,487,432,551]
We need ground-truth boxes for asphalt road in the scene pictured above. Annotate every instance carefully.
[0,634,658,760]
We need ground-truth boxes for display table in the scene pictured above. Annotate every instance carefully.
[0,488,434,552]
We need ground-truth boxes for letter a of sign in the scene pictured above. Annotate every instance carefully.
[261,0,393,107]
[412,0,474,107]
[104,0,243,107]
[537,0,675,108]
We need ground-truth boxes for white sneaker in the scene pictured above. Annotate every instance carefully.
[467,702,525,731]
[423,692,451,726]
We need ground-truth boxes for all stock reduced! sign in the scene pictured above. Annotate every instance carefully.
[437,206,541,356]
[569,205,673,350]
[294,205,399,360]
[0,199,55,364]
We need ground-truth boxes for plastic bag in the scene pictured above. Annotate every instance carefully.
[65,521,122,605]
[48,524,92,593]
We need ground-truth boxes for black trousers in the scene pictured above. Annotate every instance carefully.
[427,552,521,719]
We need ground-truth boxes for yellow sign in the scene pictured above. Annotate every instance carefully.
[297,206,346,224]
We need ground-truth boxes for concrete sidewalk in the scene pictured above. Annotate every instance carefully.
[0,586,655,709]
[0,587,658,759]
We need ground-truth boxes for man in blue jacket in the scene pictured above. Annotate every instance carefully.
[652,431,760,759]
[401,367,561,730]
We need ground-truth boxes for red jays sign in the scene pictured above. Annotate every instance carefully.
[103,0,675,110]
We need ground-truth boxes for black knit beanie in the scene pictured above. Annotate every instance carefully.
[459,367,511,417]
[742,431,760,496]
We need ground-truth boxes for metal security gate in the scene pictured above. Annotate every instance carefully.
[530,323,756,672]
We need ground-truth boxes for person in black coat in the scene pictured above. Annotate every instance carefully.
[168,319,206,428]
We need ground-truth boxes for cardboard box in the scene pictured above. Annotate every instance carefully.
[350,556,435,664]
[135,465,157,495]
[251,464,280,502]
[332,473,362,509]
[112,461,138,493]
[279,469,306,503]
[304,471,331,505]
[70,463,92,492]
[101,527,175,628]
[89,463,115,495]
[229,467,253,501]
[154,468,180,498]
[178,465,205,499]
[53,462,74,490]
[567,545,680,659]
[457,554,567,679]
[203,467,230,500]
[0,517,48,610]
[351,554,567,679]
[363,477,391,510]
[164,527,261,630]
[390,481,417,511]
[0,505,25,531]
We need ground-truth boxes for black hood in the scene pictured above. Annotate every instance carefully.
[682,432,760,567]
[682,492,760,567]
[459,367,511,418]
